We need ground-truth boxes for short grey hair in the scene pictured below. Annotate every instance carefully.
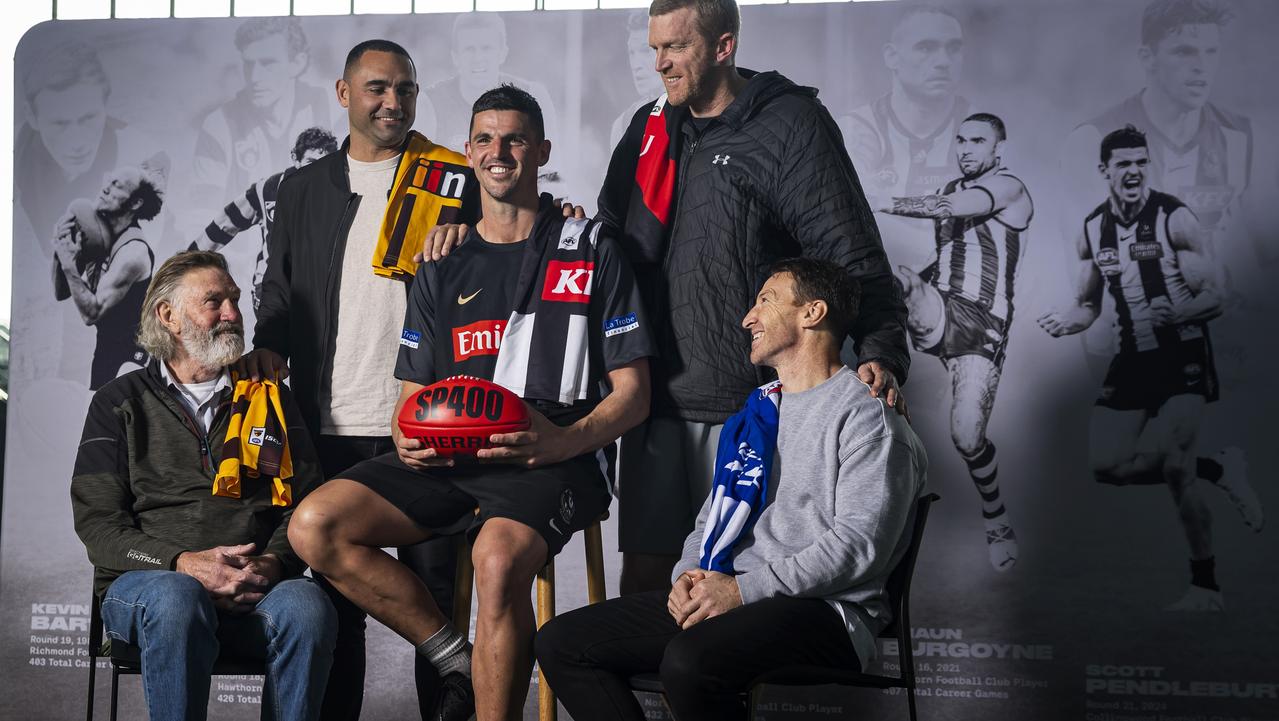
[136,251,230,361]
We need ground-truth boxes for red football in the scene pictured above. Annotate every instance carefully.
[397,375,530,458]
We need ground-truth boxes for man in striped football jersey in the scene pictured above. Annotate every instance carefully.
[873,112,1031,572]
[289,85,654,721]
[192,127,337,310]
[1038,125,1262,612]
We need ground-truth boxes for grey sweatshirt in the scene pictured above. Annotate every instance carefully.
[675,366,928,662]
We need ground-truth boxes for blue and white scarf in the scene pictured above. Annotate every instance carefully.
[698,380,783,573]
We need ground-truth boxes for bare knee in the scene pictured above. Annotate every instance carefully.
[951,428,984,459]
[288,497,345,573]
[472,525,545,613]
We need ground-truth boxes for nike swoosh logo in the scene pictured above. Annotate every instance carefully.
[457,289,482,305]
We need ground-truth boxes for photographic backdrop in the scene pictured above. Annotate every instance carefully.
[4,2,1278,719]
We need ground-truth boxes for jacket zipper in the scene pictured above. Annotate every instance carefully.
[661,125,704,279]
[317,193,360,392]
[155,375,230,475]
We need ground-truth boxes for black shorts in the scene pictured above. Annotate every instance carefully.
[918,292,1010,366]
[339,452,612,558]
[1096,337,1219,414]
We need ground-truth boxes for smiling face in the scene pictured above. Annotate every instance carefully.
[649,7,718,108]
[338,50,417,161]
[955,119,1001,179]
[1143,23,1221,111]
[1102,146,1151,206]
[466,109,549,204]
[741,272,809,368]
[885,10,964,101]
[452,26,507,86]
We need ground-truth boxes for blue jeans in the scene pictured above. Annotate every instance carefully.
[101,571,337,721]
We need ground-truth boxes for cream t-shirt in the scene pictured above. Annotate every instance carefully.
[319,153,407,436]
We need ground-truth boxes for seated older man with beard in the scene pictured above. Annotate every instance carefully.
[70,250,335,721]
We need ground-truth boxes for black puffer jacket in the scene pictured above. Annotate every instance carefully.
[598,70,910,423]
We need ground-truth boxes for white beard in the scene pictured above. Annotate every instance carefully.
[181,317,244,370]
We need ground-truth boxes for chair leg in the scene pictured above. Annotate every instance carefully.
[452,535,475,637]
[583,520,606,605]
[536,560,556,721]
[86,654,97,721]
[109,667,120,721]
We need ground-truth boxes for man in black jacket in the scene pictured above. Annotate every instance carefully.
[241,38,477,720]
[598,0,912,592]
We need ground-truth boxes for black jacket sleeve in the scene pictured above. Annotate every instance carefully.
[252,174,296,360]
[595,103,648,234]
[774,103,911,384]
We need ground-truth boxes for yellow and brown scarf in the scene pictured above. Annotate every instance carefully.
[213,378,293,507]
[372,130,470,281]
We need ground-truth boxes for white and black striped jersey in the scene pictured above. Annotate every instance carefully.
[1084,190,1204,354]
[198,167,294,307]
[395,207,656,425]
[931,170,1029,322]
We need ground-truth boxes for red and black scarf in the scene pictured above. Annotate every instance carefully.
[634,95,677,228]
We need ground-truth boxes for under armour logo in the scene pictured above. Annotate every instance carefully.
[712,155,731,166]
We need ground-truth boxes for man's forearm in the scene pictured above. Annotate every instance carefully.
[563,363,650,457]
[73,509,188,576]
[61,265,104,322]
[884,194,950,219]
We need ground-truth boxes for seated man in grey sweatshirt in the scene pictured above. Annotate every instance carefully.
[535,257,928,721]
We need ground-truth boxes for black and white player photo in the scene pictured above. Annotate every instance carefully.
[421,13,564,196]
[192,126,337,310]
[1067,0,1251,247]
[841,4,969,270]
[50,156,166,390]
[1063,0,1256,382]
[16,44,123,252]
[1038,125,1262,612]
[193,17,331,205]
[871,112,1032,572]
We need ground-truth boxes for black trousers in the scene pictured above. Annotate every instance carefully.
[314,434,460,721]
[534,589,861,721]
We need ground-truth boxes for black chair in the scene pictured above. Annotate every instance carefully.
[85,590,266,721]
[629,493,939,721]
[745,492,939,720]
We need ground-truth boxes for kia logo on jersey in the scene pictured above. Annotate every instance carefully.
[541,261,595,303]
[453,319,507,362]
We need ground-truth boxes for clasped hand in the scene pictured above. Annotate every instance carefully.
[667,569,743,629]
[176,543,281,614]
